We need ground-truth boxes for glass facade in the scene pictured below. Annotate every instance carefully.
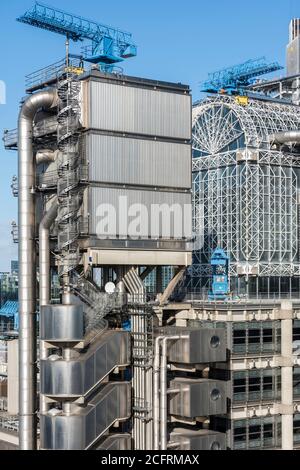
[233,369,281,404]
[232,321,281,355]
[233,416,281,450]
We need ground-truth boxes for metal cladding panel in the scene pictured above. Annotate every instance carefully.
[165,328,227,364]
[86,133,191,189]
[40,415,84,450]
[87,80,191,140]
[88,186,192,240]
[170,429,226,450]
[40,331,130,397]
[169,378,227,418]
[40,382,131,450]
[40,304,84,342]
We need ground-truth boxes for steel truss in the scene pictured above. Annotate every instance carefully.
[192,95,300,295]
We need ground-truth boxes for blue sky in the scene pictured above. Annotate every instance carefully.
[0,0,298,271]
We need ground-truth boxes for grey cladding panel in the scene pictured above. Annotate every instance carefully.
[169,378,228,418]
[158,327,227,364]
[88,186,192,239]
[40,304,84,342]
[86,133,191,189]
[88,80,191,140]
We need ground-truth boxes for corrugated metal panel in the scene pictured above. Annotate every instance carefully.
[88,186,192,239]
[86,133,191,189]
[87,81,191,140]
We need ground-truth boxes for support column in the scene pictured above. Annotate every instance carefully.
[281,301,293,450]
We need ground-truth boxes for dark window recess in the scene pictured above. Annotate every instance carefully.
[263,329,273,343]
[293,321,300,341]
[234,378,246,394]
[249,377,260,392]
[233,330,246,345]
[248,329,260,344]
[293,368,300,397]
[263,376,273,391]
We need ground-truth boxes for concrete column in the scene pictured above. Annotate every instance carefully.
[7,339,18,416]
[281,301,293,450]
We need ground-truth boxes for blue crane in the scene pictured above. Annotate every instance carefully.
[17,2,137,69]
[201,57,283,95]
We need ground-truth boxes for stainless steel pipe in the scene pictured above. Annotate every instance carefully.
[155,335,189,450]
[18,89,58,450]
[270,131,300,145]
[39,198,58,415]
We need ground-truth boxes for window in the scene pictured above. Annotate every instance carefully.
[233,372,246,403]
[233,369,280,404]
[233,417,281,450]
[293,321,300,342]
[294,415,300,444]
[232,322,280,355]
[263,328,273,344]
[233,422,247,450]
[233,325,246,354]
[248,373,261,401]
[293,367,300,398]
[263,422,274,447]
[248,421,261,449]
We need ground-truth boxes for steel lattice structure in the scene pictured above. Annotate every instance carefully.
[192,95,300,296]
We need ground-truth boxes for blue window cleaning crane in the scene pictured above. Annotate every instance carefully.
[201,57,283,95]
[17,2,137,69]
[208,248,230,302]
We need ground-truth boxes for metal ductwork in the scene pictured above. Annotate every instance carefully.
[18,88,58,450]
[40,304,84,342]
[40,382,131,450]
[40,330,130,397]
[162,327,227,365]
[169,429,226,451]
[36,149,57,166]
[169,378,228,419]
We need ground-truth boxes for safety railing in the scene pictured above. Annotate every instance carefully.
[3,118,58,151]
[37,164,88,190]
[3,129,18,149]
[25,58,84,91]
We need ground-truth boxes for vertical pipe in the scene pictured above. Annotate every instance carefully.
[39,198,58,415]
[18,89,58,450]
[159,335,188,450]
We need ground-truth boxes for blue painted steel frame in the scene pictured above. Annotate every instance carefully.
[17,2,137,66]
[208,248,230,301]
[202,57,283,95]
